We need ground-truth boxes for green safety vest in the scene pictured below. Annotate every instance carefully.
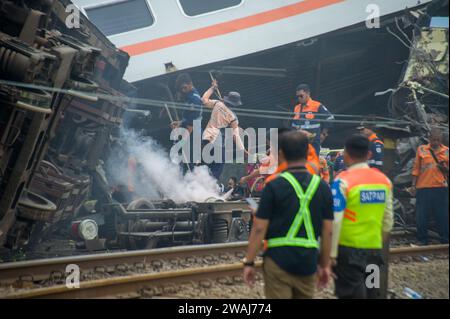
[339,184,390,249]
[267,172,321,249]
[335,166,392,249]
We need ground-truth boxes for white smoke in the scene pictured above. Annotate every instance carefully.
[111,130,220,203]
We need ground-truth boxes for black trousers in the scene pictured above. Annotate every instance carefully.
[333,246,384,299]
[416,187,449,244]
[201,139,225,181]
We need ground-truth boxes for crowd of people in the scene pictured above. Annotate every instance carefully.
[242,131,394,299]
[170,72,448,299]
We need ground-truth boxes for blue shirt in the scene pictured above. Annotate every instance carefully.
[368,138,384,170]
[334,153,346,173]
[181,88,203,128]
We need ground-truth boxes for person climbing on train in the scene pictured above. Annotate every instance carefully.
[201,79,248,180]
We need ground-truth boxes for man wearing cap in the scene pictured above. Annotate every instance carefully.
[292,84,334,155]
[201,80,247,180]
[357,121,384,171]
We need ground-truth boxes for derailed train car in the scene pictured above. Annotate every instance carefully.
[0,0,130,250]
[0,0,252,253]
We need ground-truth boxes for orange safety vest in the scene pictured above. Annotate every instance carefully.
[264,144,320,184]
[264,161,288,184]
[369,133,384,145]
[306,144,320,175]
[413,144,449,188]
[293,99,322,120]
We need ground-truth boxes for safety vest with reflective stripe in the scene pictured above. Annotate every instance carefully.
[267,172,321,249]
[293,99,322,120]
[338,168,391,249]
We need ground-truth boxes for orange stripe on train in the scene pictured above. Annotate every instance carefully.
[120,0,344,56]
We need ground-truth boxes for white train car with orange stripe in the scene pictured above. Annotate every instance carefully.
[72,0,431,83]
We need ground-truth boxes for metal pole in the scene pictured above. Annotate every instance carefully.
[164,103,192,173]
[209,71,222,100]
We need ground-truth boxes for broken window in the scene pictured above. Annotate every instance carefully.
[178,0,242,17]
[85,0,154,36]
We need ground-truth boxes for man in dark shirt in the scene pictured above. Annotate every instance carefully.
[171,73,203,171]
[172,73,203,133]
[357,121,384,171]
[243,130,334,299]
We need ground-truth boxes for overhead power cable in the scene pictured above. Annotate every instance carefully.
[0,79,412,125]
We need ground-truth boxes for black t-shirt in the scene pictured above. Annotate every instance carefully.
[256,166,334,276]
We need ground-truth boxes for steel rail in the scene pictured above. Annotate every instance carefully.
[0,244,447,299]
[0,242,248,285]
[2,262,263,299]
[389,244,449,258]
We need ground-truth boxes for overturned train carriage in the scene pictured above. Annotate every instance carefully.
[0,0,252,252]
[0,0,129,250]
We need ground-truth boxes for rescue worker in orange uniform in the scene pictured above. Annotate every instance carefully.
[292,84,334,155]
[357,121,384,171]
[411,128,449,245]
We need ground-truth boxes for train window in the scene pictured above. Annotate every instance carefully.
[178,0,242,17]
[85,0,154,36]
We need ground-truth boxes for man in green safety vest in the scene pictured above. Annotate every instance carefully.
[243,130,334,298]
[331,134,393,299]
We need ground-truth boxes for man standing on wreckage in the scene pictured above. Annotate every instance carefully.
[200,79,248,180]
[170,73,204,173]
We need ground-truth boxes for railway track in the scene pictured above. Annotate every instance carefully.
[0,242,249,285]
[0,243,447,299]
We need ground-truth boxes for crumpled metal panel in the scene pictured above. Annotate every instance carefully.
[403,27,449,84]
